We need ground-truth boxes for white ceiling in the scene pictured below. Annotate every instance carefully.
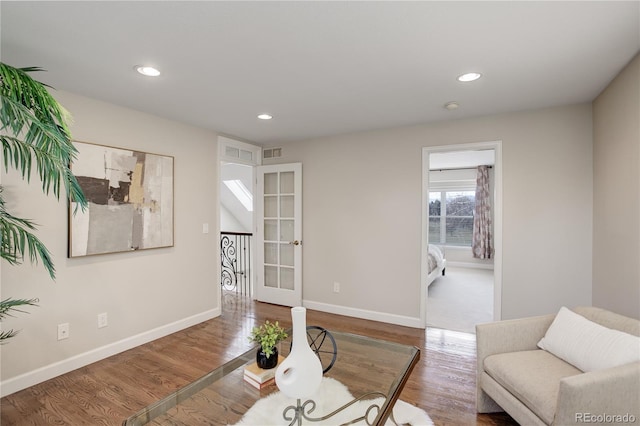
[2,1,638,146]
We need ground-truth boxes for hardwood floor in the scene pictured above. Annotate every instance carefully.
[1,292,517,425]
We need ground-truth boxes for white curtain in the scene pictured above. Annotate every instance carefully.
[472,165,492,259]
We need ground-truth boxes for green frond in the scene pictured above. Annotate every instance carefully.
[0,62,84,342]
[0,190,55,279]
[0,135,85,207]
[0,330,21,342]
[0,62,87,210]
[0,297,39,319]
[0,297,39,343]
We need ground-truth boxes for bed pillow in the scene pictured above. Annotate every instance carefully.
[537,306,640,372]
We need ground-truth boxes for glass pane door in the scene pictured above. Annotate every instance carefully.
[263,171,296,290]
[256,164,302,306]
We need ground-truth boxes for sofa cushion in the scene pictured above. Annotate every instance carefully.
[573,306,640,337]
[484,350,582,425]
[538,307,640,372]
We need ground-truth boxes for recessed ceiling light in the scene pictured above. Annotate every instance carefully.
[257,114,273,120]
[457,72,482,82]
[444,101,459,110]
[135,66,161,77]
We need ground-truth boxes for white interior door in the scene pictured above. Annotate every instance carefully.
[255,163,302,306]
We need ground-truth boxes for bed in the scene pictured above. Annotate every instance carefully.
[427,244,446,287]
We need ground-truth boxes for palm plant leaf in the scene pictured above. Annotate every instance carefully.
[0,62,87,342]
[0,297,39,343]
[0,330,20,341]
[0,297,39,319]
[0,190,54,278]
[0,63,87,209]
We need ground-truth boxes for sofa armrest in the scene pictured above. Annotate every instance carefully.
[476,314,555,412]
[476,314,556,359]
[553,361,640,426]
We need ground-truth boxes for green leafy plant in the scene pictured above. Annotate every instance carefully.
[0,297,39,341]
[0,62,87,342]
[248,320,288,358]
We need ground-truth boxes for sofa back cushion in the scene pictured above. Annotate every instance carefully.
[538,307,640,372]
[573,306,640,337]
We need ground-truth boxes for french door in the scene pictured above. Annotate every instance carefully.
[255,163,302,306]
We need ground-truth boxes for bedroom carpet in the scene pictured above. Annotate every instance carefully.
[427,266,493,334]
[234,377,433,425]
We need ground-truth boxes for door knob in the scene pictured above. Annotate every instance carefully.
[290,240,301,246]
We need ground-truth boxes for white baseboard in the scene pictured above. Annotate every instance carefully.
[0,308,220,398]
[303,300,423,329]
[446,261,494,270]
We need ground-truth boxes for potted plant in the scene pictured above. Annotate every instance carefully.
[248,320,288,369]
[0,62,87,342]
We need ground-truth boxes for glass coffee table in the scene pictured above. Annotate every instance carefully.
[123,329,420,426]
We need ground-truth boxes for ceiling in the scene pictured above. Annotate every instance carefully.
[2,1,638,146]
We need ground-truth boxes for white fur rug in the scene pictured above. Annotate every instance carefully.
[233,377,433,425]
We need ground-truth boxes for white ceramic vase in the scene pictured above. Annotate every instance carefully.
[275,307,323,399]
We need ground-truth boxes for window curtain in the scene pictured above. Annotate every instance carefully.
[472,165,492,259]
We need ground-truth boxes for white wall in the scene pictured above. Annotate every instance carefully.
[266,103,593,323]
[593,54,640,319]
[221,204,249,233]
[220,162,253,233]
[0,91,220,395]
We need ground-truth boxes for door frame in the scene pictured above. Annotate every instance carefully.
[420,141,503,328]
[217,137,262,308]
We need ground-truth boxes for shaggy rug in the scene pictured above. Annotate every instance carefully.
[233,377,433,425]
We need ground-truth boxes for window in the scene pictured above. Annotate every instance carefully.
[429,191,475,246]
[219,136,261,166]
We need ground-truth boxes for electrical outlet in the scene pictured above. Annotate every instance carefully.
[333,282,340,293]
[57,323,69,340]
[97,312,108,328]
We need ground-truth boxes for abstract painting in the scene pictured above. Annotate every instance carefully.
[69,141,174,257]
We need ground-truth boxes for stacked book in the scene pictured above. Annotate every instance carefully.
[243,355,284,389]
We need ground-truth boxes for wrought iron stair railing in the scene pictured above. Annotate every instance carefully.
[220,232,252,296]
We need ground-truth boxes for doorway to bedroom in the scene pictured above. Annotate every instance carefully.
[421,142,502,333]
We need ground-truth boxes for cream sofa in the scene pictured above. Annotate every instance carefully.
[476,307,640,425]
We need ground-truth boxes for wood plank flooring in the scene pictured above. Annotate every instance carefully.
[1,292,517,425]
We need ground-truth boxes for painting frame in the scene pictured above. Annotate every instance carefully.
[68,141,174,257]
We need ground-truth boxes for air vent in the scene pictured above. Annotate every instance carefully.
[263,147,282,159]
